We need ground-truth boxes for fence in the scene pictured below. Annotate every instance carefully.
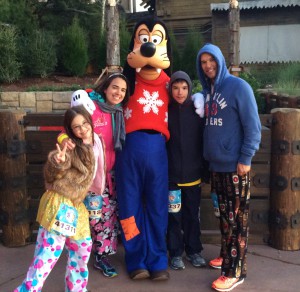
[0,111,271,247]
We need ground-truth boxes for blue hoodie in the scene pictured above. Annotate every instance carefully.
[196,43,261,172]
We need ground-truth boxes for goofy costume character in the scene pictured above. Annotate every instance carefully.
[115,16,172,281]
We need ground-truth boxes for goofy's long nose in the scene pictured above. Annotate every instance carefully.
[140,42,156,57]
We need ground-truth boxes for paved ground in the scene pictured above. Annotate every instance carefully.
[1,242,300,292]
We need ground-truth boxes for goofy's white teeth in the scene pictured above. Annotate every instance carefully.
[136,68,141,73]
[156,68,162,74]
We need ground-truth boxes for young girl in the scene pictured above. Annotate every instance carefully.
[15,105,105,292]
[59,73,130,278]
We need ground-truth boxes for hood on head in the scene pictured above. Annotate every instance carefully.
[196,43,229,94]
[169,71,192,103]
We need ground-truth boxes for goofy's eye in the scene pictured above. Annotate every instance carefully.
[139,34,149,43]
[151,35,162,45]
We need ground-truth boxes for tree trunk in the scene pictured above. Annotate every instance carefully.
[106,1,120,70]
[100,0,106,37]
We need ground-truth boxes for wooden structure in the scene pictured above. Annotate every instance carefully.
[0,110,30,247]
[261,91,300,114]
[0,112,64,246]
[228,0,241,76]
[269,109,300,250]
[126,0,222,48]
[211,1,300,65]
[0,112,271,246]
[124,1,300,66]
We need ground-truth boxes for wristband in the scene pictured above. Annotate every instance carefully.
[57,133,69,144]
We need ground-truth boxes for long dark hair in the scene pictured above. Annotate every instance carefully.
[94,73,130,106]
[64,105,94,165]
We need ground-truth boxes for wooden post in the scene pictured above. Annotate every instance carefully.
[0,109,30,246]
[106,0,120,70]
[95,0,122,85]
[228,0,241,76]
[269,108,300,250]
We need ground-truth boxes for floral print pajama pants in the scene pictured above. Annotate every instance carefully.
[89,185,119,257]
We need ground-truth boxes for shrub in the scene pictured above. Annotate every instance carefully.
[181,28,204,80]
[120,16,131,68]
[60,17,88,76]
[19,29,57,78]
[192,80,202,94]
[240,71,265,114]
[0,0,38,35]
[274,62,300,95]
[169,30,181,74]
[0,25,21,83]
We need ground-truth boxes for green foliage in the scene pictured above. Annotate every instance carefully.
[0,0,10,23]
[248,62,300,110]
[19,29,57,77]
[169,30,181,74]
[86,16,105,73]
[60,17,88,76]
[34,0,103,73]
[0,25,21,83]
[26,83,85,92]
[0,0,38,35]
[192,79,202,94]
[96,33,107,72]
[250,66,279,87]
[273,62,300,95]
[277,62,300,82]
[180,28,204,80]
[119,16,131,68]
[240,71,265,114]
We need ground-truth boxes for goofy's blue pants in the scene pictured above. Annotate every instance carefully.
[116,131,168,273]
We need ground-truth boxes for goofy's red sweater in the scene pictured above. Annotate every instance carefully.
[123,71,170,140]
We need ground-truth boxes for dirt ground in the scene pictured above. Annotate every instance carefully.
[0,74,100,92]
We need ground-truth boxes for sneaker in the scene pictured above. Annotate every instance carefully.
[186,253,206,267]
[212,276,244,291]
[170,256,185,270]
[94,255,118,278]
[209,257,223,269]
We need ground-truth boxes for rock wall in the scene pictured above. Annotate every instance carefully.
[0,91,72,112]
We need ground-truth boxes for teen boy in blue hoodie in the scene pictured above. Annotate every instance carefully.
[195,44,261,291]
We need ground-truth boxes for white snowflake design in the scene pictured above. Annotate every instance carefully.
[137,90,164,115]
[165,111,168,123]
[124,107,132,120]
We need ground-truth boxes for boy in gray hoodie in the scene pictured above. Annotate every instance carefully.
[166,71,208,270]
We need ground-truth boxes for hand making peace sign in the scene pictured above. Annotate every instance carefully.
[54,143,68,164]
